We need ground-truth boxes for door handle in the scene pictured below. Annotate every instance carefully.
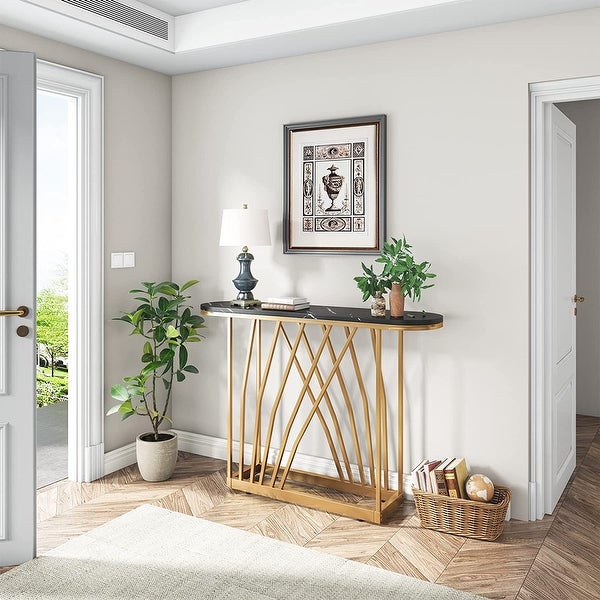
[573,295,585,303]
[0,306,29,317]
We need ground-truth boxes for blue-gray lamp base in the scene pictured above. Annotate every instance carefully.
[231,250,261,308]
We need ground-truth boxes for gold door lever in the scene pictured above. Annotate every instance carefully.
[0,306,29,317]
[574,295,585,303]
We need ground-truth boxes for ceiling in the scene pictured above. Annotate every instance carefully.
[1,0,600,75]
[140,0,248,17]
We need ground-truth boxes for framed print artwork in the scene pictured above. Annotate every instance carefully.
[283,115,386,254]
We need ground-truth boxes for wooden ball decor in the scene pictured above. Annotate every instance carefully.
[465,474,495,502]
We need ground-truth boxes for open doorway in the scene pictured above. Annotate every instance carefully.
[530,75,600,520]
[36,60,104,487]
[554,99,600,420]
[35,88,76,488]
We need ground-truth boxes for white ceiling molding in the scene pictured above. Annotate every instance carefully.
[1,0,600,74]
[141,0,248,17]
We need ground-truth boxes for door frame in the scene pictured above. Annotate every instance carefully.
[530,74,600,520]
[37,60,104,483]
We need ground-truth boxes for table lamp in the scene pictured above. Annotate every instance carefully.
[219,204,271,307]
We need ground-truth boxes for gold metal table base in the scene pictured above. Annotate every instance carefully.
[229,465,402,524]
[201,303,443,524]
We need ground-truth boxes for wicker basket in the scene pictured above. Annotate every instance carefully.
[412,485,511,541]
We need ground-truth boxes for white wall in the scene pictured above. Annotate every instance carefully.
[0,24,173,451]
[558,99,600,418]
[172,8,600,520]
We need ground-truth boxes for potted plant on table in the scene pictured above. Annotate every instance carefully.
[354,263,389,317]
[107,280,205,481]
[376,236,436,318]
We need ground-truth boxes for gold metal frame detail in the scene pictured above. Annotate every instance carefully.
[204,308,442,524]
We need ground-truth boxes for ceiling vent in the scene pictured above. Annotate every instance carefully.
[60,0,169,41]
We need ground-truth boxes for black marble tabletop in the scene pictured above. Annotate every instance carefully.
[201,301,443,327]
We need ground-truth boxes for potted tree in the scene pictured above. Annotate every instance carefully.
[376,236,436,317]
[354,263,389,317]
[107,280,205,481]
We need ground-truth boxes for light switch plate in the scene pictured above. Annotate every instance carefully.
[111,251,135,268]
[123,252,135,268]
[111,252,124,268]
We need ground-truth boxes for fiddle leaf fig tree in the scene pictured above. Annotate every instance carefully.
[107,280,205,440]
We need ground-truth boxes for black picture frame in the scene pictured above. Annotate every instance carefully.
[283,115,386,254]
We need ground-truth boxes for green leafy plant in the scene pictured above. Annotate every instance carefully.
[354,263,390,301]
[36,288,68,377]
[107,280,205,440]
[375,236,436,301]
[36,372,69,407]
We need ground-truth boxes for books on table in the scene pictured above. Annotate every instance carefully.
[261,302,310,311]
[264,297,308,305]
[261,296,310,311]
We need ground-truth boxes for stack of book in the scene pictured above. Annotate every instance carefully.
[411,457,469,498]
[261,296,310,311]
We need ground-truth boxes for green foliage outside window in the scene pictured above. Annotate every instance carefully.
[37,288,68,377]
[36,286,69,406]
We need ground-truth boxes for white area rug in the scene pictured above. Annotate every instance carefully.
[0,505,485,599]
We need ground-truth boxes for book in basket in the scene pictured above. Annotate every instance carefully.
[444,457,469,498]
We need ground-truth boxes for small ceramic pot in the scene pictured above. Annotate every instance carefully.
[370,292,386,317]
[136,431,178,482]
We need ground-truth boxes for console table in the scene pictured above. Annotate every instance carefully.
[201,301,443,524]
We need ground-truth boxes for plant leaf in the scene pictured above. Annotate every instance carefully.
[156,283,179,296]
[154,326,166,342]
[141,361,162,377]
[180,280,199,292]
[106,404,121,416]
[110,384,130,402]
[166,325,179,339]
[179,345,188,370]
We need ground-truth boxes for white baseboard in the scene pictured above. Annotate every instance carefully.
[105,429,414,498]
[172,429,414,497]
[172,429,228,460]
[104,441,136,476]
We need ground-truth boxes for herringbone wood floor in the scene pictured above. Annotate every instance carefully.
[2,415,599,598]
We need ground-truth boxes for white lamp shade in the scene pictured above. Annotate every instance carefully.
[219,207,271,247]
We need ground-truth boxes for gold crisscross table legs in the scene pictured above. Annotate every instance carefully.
[224,316,405,524]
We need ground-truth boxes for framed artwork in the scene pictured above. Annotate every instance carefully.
[283,115,386,254]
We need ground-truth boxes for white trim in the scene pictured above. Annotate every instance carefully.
[106,430,411,496]
[104,441,136,476]
[0,423,6,540]
[0,76,6,396]
[529,74,600,520]
[172,429,405,495]
[37,60,104,483]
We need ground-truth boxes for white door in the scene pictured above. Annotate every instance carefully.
[0,51,36,566]
[545,104,577,514]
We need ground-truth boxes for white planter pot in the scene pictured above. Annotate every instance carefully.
[136,431,178,482]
